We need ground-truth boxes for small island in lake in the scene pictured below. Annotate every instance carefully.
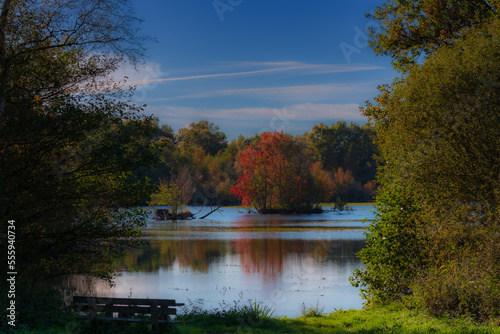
[230,132,348,215]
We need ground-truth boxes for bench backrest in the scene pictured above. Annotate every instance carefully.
[73,296,184,317]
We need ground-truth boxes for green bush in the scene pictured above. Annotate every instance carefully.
[350,184,427,304]
[412,238,500,321]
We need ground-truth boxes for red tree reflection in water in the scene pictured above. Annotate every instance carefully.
[232,238,285,281]
[231,219,326,283]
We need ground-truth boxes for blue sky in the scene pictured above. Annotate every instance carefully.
[125,0,397,139]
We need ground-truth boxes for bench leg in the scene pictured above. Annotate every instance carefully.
[151,301,160,333]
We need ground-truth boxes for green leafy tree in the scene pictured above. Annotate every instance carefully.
[145,124,181,182]
[149,180,183,216]
[0,98,159,281]
[351,184,426,304]
[0,0,156,286]
[0,0,149,124]
[177,120,228,156]
[203,147,239,205]
[368,0,498,71]
[353,19,500,319]
[307,121,377,184]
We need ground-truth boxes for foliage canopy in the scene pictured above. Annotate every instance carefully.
[352,18,500,320]
[0,0,157,284]
[177,120,228,156]
[368,0,499,71]
[148,180,183,216]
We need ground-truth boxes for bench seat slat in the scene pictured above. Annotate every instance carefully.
[72,296,183,307]
[75,305,177,315]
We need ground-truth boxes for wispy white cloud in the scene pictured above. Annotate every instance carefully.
[148,103,365,123]
[215,61,305,67]
[149,82,375,102]
[123,62,383,86]
[289,103,364,120]
[118,61,373,135]
[112,62,165,86]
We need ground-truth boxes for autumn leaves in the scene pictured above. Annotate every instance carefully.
[231,132,334,213]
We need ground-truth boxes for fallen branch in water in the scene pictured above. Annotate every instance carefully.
[198,205,222,219]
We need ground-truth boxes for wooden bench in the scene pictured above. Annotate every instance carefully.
[72,296,184,333]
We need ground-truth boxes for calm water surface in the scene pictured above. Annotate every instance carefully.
[71,205,375,317]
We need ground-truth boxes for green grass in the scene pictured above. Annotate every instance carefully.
[8,304,499,334]
[173,304,500,334]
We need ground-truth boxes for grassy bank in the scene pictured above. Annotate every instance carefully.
[174,303,500,334]
[8,303,500,334]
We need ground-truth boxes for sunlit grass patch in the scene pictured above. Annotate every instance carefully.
[173,304,500,334]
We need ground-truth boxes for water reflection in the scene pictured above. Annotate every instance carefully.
[68,206,373,317]
[117,238,364,275]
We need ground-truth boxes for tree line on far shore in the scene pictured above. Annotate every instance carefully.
[143,120,378,211]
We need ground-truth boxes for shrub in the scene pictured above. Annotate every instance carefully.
[300,302,325,318]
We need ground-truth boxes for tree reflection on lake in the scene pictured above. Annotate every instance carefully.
[69,206,374,317]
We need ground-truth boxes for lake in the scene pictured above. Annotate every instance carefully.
[70,205,374,318]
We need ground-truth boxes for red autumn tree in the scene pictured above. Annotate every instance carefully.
[231,132,332,213]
